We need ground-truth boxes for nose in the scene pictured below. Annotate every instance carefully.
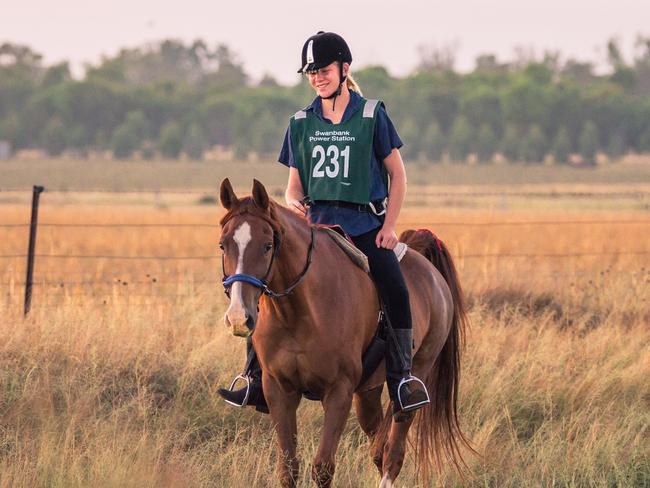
[224,306,255,337]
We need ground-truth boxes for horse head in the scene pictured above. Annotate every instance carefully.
[219,178,281,337]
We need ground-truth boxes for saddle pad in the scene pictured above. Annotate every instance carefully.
[320,228,409,273]
[321,227,370,273]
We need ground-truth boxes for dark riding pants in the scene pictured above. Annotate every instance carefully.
[351,227,412,330]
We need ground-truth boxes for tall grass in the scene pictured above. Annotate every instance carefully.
[0,204,648,487]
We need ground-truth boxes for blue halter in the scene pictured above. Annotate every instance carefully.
[222,274,267,291]
[221,226,316,299]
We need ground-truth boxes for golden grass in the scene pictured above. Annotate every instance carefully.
[0,201,648,487]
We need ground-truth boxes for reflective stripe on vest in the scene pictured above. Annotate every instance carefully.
[363,99,379,118]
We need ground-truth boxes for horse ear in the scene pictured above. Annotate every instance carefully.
[220,178,238,210]
[251,179,269,210]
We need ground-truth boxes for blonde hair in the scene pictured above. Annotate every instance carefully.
[346,74,363,96]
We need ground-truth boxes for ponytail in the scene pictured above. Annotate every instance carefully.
[346,74,363,96]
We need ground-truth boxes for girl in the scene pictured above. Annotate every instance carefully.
[219,31,429,420]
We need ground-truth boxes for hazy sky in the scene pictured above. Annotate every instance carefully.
[3,0,649,84]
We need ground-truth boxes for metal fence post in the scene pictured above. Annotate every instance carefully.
[24,185,44,316]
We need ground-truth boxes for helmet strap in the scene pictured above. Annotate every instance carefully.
[320,62,346,111]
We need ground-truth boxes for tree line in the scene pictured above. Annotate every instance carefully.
[1,38,650,164]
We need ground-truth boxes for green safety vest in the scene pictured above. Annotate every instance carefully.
[290,98,384,204]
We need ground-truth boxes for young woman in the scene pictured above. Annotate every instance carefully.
[219,31,429,419]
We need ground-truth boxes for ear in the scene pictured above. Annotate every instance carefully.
[251,179,270,210]
[220,178,238,210]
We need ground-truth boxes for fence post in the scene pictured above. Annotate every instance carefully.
[24,185,44,316]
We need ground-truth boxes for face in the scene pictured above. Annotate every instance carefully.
[220,215,275,337]
[306,61,349,98]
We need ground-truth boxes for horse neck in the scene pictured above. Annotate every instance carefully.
[266,206,314,294]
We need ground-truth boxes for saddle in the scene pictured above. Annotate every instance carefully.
[318,225,409,271]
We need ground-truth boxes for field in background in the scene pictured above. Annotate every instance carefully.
[0,159,649,486]
[2,156,650,190]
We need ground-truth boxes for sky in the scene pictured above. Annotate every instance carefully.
[2,0,649,85]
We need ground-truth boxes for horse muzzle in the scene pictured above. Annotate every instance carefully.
[224,311,255,338]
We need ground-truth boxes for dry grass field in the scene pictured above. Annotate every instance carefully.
[0,166,649,487]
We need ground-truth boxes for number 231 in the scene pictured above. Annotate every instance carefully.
[311,145,350,178]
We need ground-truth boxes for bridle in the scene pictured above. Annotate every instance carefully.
[222,225,316,300]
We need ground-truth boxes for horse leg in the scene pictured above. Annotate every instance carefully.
[353,385,385,474]
[312,382,354,487]
[379,414,415,487]
[264,374,301,488]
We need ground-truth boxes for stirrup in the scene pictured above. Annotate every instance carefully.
[397,376,430,411]
[224,374,251,407]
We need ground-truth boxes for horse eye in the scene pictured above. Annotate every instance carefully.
[219,242,224,251]
[264,242,273,253]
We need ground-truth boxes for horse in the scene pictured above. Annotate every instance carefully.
[218,178,470,487]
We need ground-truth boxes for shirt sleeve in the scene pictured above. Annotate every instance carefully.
[278,125,296,168]
[373,103,403,161]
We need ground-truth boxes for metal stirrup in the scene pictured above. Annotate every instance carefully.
[224,374,251,408]
[397,376,430,411]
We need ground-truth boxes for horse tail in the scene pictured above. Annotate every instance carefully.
[399,228,472,477]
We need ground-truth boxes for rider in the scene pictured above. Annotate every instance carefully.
[218,31,429,420]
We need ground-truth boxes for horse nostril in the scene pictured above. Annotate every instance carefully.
[246,315,255,331]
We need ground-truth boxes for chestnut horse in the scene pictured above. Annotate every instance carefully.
[218,179,469,487]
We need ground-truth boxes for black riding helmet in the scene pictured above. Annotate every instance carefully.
[297,31,352,74]
[298,31,352,107]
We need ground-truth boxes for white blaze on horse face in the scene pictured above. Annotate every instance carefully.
[379,473,393,488]
[225,221,252,330]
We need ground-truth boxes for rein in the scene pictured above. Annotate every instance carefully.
[222,226,316,299]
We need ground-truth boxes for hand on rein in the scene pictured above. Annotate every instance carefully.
[375,225,398,249]
[287,199,307,216]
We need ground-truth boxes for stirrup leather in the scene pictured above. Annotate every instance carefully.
[397,376,430,411]
[224,374,251,407]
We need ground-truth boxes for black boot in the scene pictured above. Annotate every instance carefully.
[386,328,430,422]
[217,341,269,414]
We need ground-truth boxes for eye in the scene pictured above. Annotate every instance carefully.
[264,242,273,253]
[219,242,224,251]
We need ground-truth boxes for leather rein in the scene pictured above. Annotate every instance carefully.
[222,226,316,299]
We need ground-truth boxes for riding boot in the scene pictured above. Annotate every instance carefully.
[217,340,269,414]
[385,328,430,422]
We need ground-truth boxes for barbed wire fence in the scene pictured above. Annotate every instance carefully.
[2,186,649,314]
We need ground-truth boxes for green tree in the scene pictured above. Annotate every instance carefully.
[183,122,207,160]
[40,117,67,156]
[501,125,521,162]
[41,62,71,88]
[460,86,502,137]
[520,125,547,163]
[250,110,281,156]
[397,119,421,161]
[202,95,236,146]
[353,66,394,96]
[605,131,626,160]
[123,110,150,140]
[111,111,150,159]
[552,126,571,164]
[111,124,139,159]
[0,112,20,146]
[448,116,473,163]
[422,122,445,162]
[579,121,599,165]
[158,121,183,159]
[476,124,497,163]
[639,126,650,153]
[502,78,551,130]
